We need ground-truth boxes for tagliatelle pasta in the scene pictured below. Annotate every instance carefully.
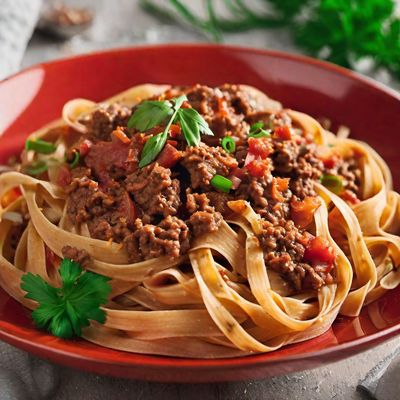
[0,83,398,358]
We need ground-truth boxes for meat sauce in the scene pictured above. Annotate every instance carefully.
[64,84,361,291]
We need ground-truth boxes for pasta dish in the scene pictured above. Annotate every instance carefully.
[0,84,398,358]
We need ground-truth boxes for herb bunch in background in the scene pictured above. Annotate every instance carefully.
[140,0,400,79]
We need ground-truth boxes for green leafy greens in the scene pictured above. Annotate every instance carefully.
[128,95,214,167]
[20,259,111,339]
[141,0,400,79]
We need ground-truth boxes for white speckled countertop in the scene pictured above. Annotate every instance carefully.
[0,0,399,399]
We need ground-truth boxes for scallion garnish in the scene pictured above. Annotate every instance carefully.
[320,173,343,195]
[221,136,235,153]
[210,174,233,193]
[26,161,49,176]
[249,121,271,138]
[67,150,80,169]
[25,139,57,154]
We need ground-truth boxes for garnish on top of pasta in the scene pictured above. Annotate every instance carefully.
[0,83,398,358]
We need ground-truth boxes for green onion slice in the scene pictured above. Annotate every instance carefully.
[249,121,271,138]
[25,139,57,154]
[67,150,80,169]
[320,173,343,194]
[26,161,49,176]
[210,174,233,193]
[221,136,235,153]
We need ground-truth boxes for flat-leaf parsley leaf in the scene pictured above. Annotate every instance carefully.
[20,258,111,339]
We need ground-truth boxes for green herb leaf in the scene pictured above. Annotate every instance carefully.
[20,258,111,339]
[25,139,57,154]
[320,173,344,195]
[176,108,200,146]
[127,100,173,131]
[139,132,168,168]
[210,174,233,193]
[221,136,236,153]
[174,106,213,146]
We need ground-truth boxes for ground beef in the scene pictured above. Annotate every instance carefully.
[185,191,222,236]
[337,158,361,194]
[60,84,339,291]
[124,216,190,262]
[185,85,250,146]
[205,191,233,216]
[82,103,132,140]
[125,163,180,220]
[62,245,92,268]
[260,218,325,291]
[181,143,238,190]
[273,141,323,199]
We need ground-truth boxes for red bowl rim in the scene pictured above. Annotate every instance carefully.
[1,43,399,371]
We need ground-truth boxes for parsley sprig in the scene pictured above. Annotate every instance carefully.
[141,0,400,80]
[21,259,111,339]
[128,95,213,167]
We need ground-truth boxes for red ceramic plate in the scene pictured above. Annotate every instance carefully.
[0,44,399,383]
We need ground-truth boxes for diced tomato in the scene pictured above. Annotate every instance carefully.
[274,125,292,140]
[321,154,339,169]
[246,159,270,177]
[1,187,22,208]
[79,139,92,157]
[291,196,321,228]
[271,177,290,202]
[157,143,182,169]
[341,189,360,205]
[248,137,272,159]
[166,140,178,147]
[169,124,181,138]
[112,128,131,144]
[57,165,72,187]
[85,140,130,182]
[304,236,335,270]
[217,97,229,117]
[119,191,137,225]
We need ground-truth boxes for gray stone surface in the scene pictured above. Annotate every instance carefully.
[0,0,399,399]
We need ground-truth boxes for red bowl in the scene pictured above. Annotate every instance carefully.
[0,44,399,382]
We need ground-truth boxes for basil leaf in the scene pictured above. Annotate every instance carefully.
[138,132,168,167]
[127,100,173,131]
[176,108,200,146]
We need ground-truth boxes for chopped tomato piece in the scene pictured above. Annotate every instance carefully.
[271,178,289,202]
[157,143,182,169]
[246,159,270,177]
[169,124,181,138]
[1,187,22,208]
[119,191,137,225]
[321,155,339,169]
[57,165,72,187]
[291,196,321,228]
[341,189,360,205]
[248,137,272,159]
[79,139,92,157]
[166,140,178,147]
[304,236,335,269]
[85,140,131,182]
[274,125,292,140]
[112,128,131,144]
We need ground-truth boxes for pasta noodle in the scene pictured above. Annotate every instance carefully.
[0,83,398,358]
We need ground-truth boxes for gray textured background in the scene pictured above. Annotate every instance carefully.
[0,0,399,399]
